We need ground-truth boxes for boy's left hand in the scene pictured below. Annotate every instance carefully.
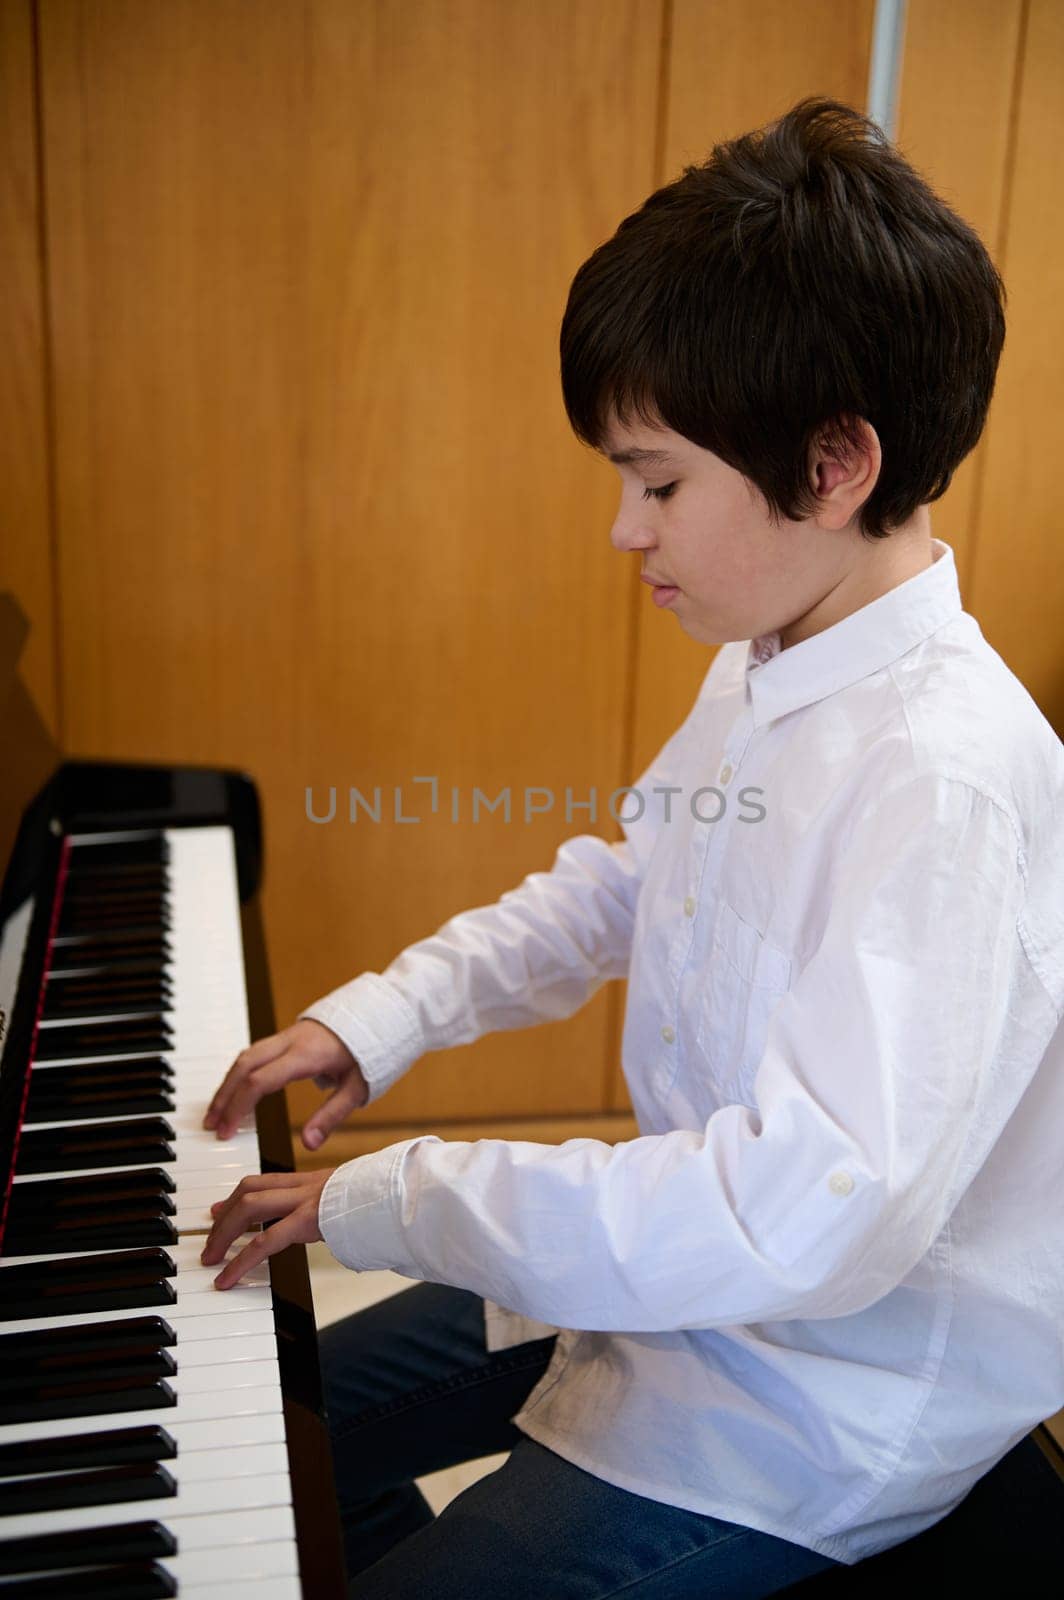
[201,1168,336,1289]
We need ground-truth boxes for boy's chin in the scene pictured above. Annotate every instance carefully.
[676,611,729,648]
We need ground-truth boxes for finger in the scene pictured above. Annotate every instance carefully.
[208,1171,307,1215]
[213,1207,312,1291]
[302,1076,366,1151]
[204,1036,283,1125]
[212,1055,305,1140]
[203,1174,309,1247]
[200,1186,305,1265]
[203,1033,289,1129]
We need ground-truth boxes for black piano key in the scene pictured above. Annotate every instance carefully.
[56,902,171,937]
[0,1278,177,1323]
[0,1342,176,1387]
[48,934,171,965]
[0,1373,178,1426]
[59,893,170,921]
[0,1520,176,1577]
[16,1113,176,1147]
[18,1111,174,1143]
[0,1247,175,1289]
[48,957,169,980]
[0,1318,177,1372]
[27,1059,174,1086]
[49,935,173,960]
[62,865,168,893]
[44,969,171,992]
[63,867,169,893]
[21,1088,176,1124]
[3,1212,178,1255]
[0,1561,178,1598]
[14,1119,175,1173]
[27,1063,174,1093]
[66,834,168,869]
[40,985,173,1024]
[6,1171,176,1218]
[6,1194,176,1229]
[32,1020,174,1062]
[0,1425,176,1478]
[55,915,172,945]
[45,966,172,992]
[63,857,167,883]
[46,958,169,984]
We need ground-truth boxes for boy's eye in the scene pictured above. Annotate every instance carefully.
[642,482,677,502]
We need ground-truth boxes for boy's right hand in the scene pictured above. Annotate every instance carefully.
[202,1018,370,1151]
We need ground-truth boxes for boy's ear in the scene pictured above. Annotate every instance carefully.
[808,415,881,527]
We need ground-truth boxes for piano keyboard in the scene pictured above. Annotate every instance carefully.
[0,824,321,1598]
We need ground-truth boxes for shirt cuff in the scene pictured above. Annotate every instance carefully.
[317,1135,444,1276]
[297,972,424,1104]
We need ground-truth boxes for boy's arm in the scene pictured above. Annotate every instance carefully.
[316,771,1045,1330]
[297,831,641,1104]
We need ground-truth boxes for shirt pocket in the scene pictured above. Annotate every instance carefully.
[693,899,792,1107]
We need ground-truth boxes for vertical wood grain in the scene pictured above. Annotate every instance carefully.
[894,0,1025,607]
[967,0,1064,729]
[36,0,663,1129]
[0,0,58,741]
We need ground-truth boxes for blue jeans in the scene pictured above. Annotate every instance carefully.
[318,1280,846,1597]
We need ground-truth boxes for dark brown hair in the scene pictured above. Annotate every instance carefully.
[559,96,1007,539]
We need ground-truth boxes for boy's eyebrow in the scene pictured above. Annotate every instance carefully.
[605,447,675,465]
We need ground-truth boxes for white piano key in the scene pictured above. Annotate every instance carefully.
[161,1409,289,1453]
[161,1536,299,1587]
[168,1331,278,1367]
[0,1381,284,1445]
[11,1153,259,1187]
[167,1441,291,1483]
[0,1478,294,1540]
[166,1359,279,1396]
[0,1235,271,1281]
[3,1441,291,1488]
[18,1110,256,1138]
[1,1285,274,1334]
[178,1575,303,1600]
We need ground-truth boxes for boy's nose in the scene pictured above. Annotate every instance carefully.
[609,504,656,555]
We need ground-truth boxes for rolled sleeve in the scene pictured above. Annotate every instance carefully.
[317,1135,445,1276]
[299,974,424,1105]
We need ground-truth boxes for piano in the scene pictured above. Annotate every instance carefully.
[0,754,347,1599]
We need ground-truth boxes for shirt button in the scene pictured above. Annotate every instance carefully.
[661,1024,675,1044]
[683,895,696,916]
[719,762,733,786]
[828,1171,854,1196]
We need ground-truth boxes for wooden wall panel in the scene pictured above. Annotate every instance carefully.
[968,0,1064,730]
[36,0,664,1131]
[895,0,1025,604]
[0,0,58,740]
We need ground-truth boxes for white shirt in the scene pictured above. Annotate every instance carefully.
[301,537,1064,1566]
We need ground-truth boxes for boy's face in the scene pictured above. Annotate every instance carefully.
[599,412,894,650]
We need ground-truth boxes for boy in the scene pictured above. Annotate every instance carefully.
[201,96,1064,1596]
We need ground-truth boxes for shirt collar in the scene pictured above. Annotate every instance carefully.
[745,537,963,727]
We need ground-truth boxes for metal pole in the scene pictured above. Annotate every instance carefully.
[867,0,908,141]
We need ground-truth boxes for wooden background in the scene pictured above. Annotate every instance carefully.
[2,0,1061,1167]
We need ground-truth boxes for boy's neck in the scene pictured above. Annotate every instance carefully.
[778,510,935,651]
